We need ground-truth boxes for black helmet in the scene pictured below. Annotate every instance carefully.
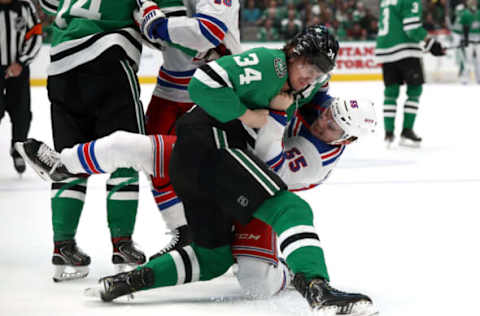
[284,24,339,73]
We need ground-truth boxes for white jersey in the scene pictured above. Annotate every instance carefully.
[255,108,345,192]
[153,0,241,103]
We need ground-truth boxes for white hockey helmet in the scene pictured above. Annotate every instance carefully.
[329,97,377,145]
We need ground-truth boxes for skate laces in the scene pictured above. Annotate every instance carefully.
[160,229,180,253]
[38,144,62,174]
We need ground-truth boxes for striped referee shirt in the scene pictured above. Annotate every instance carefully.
[0,0,42,67]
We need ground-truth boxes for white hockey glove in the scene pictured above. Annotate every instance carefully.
[133,1,167,48]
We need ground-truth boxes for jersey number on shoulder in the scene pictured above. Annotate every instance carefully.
[56,0,102,28]
[285,147,308,172]
[233,53,262,85]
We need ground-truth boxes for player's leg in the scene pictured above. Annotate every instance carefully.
[93,197,235,301]
[145,96,194,260]
[381,62,400,147]
[6,67,31,174]
[474,44,480,83]
[48,70,93,282]
[400,58,424,147]
[233,218,291,298]
[96,58,148,271]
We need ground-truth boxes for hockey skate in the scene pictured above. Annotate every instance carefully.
[15,139,74,181]
[85,267,154,302]
[149,224,193,261]
[112,237,146,273]
[52,240,91,282]
[293,273,377,316]
[384,131,394,149]
[10,147,26,174]
[399,129,421,148]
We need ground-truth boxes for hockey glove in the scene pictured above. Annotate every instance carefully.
[424,38,445,56]
[133,1,168,48]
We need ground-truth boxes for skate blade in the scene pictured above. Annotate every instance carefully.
[349,301,379,316]
[399,138,421,148]
[113,263,139,273]
[313,301,378,316]
[84,285,135,301]
[14,142,51,181]
[53,265,89,282]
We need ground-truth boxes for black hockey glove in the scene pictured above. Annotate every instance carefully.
[425,38,446,56]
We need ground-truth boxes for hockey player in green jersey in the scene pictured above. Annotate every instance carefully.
[87,25,376,316]
[375,0,445,147]
[452,1,479,83]
[38,0,189,282]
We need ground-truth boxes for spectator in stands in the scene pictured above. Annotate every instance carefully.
[257,17,281,41]
[242,0,262,26]
[347,22,367,40]
[367,18,378,40]
[257,0,286,28]
[281,7,302,39]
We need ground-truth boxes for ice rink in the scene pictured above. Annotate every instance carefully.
[1,81,479,316]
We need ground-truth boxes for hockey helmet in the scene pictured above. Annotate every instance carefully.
[328,97,377,145]
[285,24,339,74]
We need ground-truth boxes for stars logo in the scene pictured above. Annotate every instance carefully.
[274,57,287,78]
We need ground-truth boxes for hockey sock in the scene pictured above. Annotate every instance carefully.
[383,84,399,132]
[51,178,87,241]
[142,243,233,289]
[107,168,139,238]
[60,132,155,175]
[404,85,422,130]
[253,190,329,281]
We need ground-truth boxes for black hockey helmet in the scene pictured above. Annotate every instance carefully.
[284,25,339,73]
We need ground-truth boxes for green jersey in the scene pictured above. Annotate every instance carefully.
[375,0,427,63]
[40,0,181,75]
[188,47,320,123]
[472,10,480,37]
[453,8,475,35]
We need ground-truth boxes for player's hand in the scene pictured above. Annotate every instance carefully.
[424,38,445,56]
[133,1,167,48]
[5,63,22,79]
[269,92,294,111]
[239,109,269,128]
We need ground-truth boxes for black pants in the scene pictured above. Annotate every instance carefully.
[0,66,31,148]
[48,47,145,151]
[382,57,425,86]
[170,107,287,249]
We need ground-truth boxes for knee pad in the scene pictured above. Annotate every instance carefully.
[384,84,400,100]
[236,257,289,298]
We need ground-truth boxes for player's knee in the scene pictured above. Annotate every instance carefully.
[236,257,286,298]
[192,244,234,280]
[107,131,146,163]
[274,190,313,224]
[406,85,422,98]
[384,84,400,99]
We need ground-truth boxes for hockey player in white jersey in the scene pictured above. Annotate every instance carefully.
[133,0,241,260]
[15,92,377,302]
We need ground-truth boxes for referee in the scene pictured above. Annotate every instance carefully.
[0,0,42,174]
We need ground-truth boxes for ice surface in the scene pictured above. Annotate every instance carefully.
[1,82,479,316]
